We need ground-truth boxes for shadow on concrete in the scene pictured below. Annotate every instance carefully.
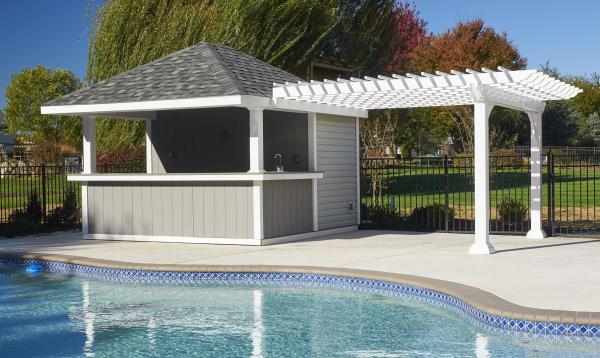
[291,229,436,244]
[495,238,600,253]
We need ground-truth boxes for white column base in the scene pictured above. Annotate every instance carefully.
[468,240,495,255]
[526,229,547,240]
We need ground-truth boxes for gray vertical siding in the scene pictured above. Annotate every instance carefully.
[263,179,313,238]
[316,114,358,230]
[87,181,254,239]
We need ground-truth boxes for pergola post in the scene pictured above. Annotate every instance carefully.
[82,115,96,174]
[469,101,495,255]
[526,110,547,239]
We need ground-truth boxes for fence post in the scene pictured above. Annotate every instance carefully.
[547,151,555,236]
[444,155,449,232]
[41,164,47,224]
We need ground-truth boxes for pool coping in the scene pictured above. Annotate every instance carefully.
[1,251,599,333]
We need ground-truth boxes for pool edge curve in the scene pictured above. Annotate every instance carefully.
[1,251,598,338]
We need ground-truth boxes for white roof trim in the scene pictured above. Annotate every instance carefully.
[272,68,582,112]
[41,94,367,118]
[41,95,268,115]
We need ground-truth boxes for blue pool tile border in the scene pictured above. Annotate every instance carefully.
[1,257,598,340]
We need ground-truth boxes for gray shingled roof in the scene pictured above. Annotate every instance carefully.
[45,43,301,106]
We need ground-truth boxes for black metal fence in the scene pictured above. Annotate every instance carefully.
[547,153,600,236]
[0,165,81,224]
[361,154,600,236]
[0,162,144,224]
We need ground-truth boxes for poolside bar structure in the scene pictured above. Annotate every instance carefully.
[42,42,581,253]
[42,43,366,245]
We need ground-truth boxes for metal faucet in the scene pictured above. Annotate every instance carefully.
[274,153,284,172]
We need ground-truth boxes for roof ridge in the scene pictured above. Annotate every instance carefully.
[203,43,246,94]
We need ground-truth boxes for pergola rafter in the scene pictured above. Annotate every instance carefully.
[273,68,581,111]
[273,67,582,255]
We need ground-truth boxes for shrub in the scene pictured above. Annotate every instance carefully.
[497,197,528,225]
[367,205,399,227]
[97,146,145,172]
[9,191,42,224]
[45,185,79,226]
[409,204,455,230]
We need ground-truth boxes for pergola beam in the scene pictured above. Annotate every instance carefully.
[272,67,581,110]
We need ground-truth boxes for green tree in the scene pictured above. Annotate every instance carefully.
[542,101,579,146]
[568,73,600,117]
[0,110,7,133]
[4,66,82,161]
[540,64,599,147]
[587,113,600,144]
[87,0,425,151]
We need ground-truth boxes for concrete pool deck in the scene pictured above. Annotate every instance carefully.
[1,230,599,315]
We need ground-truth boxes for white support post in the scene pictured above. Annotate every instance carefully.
[526,110,547,239]
[469,102,496,254]
[81,115,96,235]
[248,108,264,173]
[252,180,264,243]
[308,112,319,231]
[145,118,153,174]
[248,108,265,243]
[82,115,96,174]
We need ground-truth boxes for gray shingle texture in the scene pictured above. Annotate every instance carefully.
[45,43,301,106]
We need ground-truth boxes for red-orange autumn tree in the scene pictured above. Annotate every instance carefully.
[407,19,527,153]
[360,2,428,158]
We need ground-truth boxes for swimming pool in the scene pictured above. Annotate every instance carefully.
[1,264,599,357]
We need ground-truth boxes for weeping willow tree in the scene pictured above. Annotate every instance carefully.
[86,0,417,151]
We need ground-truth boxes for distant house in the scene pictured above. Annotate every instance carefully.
[0,112,17,160]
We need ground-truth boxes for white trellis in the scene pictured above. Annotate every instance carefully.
[273,67,582,254]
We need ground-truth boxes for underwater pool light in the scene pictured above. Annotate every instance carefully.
[25,264,44,274]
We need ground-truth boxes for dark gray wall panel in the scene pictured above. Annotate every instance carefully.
[263,179,313,238]
[263,111,308,172]
[152,108,250,173]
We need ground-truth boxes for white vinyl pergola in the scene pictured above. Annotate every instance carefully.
[273,67,582,254]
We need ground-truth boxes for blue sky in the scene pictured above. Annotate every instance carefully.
[0,0,598,109]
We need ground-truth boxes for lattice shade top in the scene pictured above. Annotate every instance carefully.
[272,67,582,110]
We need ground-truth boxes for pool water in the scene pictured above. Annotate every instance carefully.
[0,266,599,357]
